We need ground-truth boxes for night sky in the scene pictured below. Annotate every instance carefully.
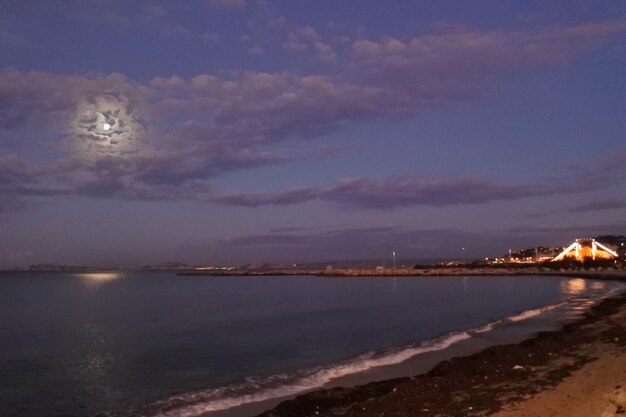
[1,0,626,268]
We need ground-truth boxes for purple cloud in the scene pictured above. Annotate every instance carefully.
[323,177,548,208]
[207,0,248,10]
[0,198,33,217]
[1,20,625,204]
[571,199,626,212]
[192,222,626,263]
[350,20,626,86]
[0,29,32,48]
[0,154,57,195]
[214,187,319,207]
[212,176,554,209]
[215,226,471,262]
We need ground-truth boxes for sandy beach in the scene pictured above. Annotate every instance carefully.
[258,292,626,417]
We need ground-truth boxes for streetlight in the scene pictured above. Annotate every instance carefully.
[462,247,465,264]
[392,251,396,271]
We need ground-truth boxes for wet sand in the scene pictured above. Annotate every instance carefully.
[258,293,626,417]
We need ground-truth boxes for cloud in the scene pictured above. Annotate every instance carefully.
[0,154,45,194]
[0,29,32,48]
[325,177,547,208]
[283,25,338,61]
[161,24,221,44]
[211,225,473,262]
[160,24,194,39]
[189,220,626,263]
[0,155,45,219]
[142,5,167,22]
[350,20,626,88]
[200,32,221,43]
[0,71,143,130]
[504,223,626,240]
[207,0,248,10]
[560,150,626,195]
[1,20,625,204]
[247,46,265,55]
[284,25,320,49]
[314,41,337,61]
[291,26,320,41]
[69,3,220,45]
[0,198,33,215]
[571,199,626,212]
[214,187,318,207]
[212,176,556,208]
[146,21,626,151]
[211,146,626,209]
[69,94,143,159]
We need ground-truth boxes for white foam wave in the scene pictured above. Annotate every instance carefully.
[146,299,584,417]
[147,332,470,417]
[470,302,566,334]
[506,302,566,322]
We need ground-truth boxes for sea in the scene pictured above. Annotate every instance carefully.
[0,272,623,417]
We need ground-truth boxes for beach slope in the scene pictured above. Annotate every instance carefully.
[259,295,626,417]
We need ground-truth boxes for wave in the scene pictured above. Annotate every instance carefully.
[469,301,566,335]
[143,299,580,417]
[145,331,471,417]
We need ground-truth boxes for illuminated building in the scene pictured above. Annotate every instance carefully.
[552,238,618,262]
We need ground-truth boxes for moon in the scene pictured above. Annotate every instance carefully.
[71,95,141,159]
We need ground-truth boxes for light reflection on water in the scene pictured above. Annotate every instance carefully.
[74,272,126,410]
[560,278,614,316]
[75,272,123,286]
[561,278,587,295]
[76,322,121,404]
[591,281,606,290]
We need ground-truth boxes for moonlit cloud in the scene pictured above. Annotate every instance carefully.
[0,20,625,208]
[70,95,142,159]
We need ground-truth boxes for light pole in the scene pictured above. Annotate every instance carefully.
[462,247,465,265]
[392,251,396,272]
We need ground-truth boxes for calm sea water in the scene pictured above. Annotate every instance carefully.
[0,272,622,417]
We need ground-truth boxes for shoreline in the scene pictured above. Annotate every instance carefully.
[204,302,571,417]
[178,267,626,280]
[255,286,626,417]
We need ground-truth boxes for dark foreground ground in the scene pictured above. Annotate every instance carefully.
[258,293,626,417]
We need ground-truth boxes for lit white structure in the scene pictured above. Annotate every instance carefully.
[552,238,618,262]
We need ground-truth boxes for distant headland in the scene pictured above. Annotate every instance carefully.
[5,235,625,277]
